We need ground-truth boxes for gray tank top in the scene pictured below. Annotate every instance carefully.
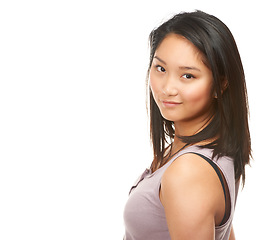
[123,145,239,240]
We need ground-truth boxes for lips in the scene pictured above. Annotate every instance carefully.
[162,100,182,107]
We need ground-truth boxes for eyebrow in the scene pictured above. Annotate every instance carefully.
[154,56,167,65]
[154,55,201,72]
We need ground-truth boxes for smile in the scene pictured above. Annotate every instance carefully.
[162,100,182,107]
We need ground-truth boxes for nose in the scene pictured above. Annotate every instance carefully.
[162,74,178,96]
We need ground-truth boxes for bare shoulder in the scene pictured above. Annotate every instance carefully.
[162,153,222,186]
[160,153,225,239]
[161,153,224,207]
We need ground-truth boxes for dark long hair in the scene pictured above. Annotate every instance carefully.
[148,10,251,185]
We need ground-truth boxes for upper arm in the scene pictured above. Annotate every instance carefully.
[160,153,225,240]
[229,225,235,240]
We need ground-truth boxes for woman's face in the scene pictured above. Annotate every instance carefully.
[149,33,215,126]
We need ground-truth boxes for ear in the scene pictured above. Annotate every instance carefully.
[213,78,228,99]
[221,78,228,94]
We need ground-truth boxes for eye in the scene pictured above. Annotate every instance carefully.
[155,65,166,73]
[182,74,195,80]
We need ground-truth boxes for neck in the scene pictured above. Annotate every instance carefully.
[174,110,214,136]
[170,111,215,155]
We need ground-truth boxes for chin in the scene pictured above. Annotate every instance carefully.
[160,110,197,123]
[161,112,183,122]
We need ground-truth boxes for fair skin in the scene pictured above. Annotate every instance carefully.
[149,33,235,240]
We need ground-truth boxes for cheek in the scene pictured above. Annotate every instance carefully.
[182,84,212,105]
[149,72,160,97]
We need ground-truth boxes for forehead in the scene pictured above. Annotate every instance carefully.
[155,33,206,66]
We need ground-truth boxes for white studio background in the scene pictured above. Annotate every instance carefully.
[0,0,272,239]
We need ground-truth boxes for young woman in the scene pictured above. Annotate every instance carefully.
[123,10,251,240]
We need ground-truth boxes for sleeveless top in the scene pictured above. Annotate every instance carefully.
[123,145,240,240]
